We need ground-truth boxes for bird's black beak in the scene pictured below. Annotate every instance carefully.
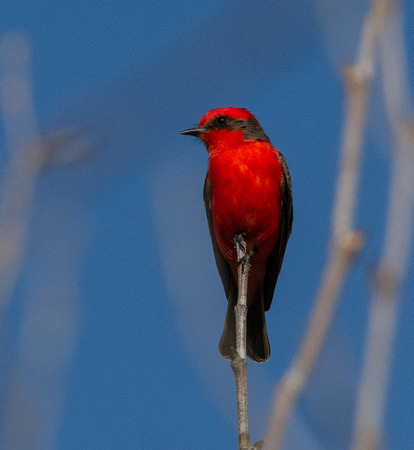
[180,127,207,137]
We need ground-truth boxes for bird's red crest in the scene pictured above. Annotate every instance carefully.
[198,107,256,127]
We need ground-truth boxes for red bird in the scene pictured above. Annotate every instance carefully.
[181,107,293,362]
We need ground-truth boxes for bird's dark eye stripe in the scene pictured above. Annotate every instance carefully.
[215,116,227,126]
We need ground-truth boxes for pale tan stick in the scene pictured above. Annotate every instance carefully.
[352,3,414,448]
[265,2,392,448]
[0,33,44,325]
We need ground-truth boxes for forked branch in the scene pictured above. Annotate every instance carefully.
[352,2,414,448]
[264,1,392,447]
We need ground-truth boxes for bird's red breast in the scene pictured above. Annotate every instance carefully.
[207,141,283,300]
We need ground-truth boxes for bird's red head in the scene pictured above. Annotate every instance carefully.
[198,107,256,127]
[181,107,270,152]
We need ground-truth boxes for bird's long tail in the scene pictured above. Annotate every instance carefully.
[219,283,270,363]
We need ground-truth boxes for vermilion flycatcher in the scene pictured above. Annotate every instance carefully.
[181,107,293,362]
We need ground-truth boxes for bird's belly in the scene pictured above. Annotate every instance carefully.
[212,172,281,266]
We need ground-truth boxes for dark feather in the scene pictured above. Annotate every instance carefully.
[203,175,238,359]
[263,150,293,311]
[203,174,234,300]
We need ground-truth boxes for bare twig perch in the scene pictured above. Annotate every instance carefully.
[232,234,264,450]
[265,1,392,447]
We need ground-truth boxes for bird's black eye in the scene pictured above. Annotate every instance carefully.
[215,116,228,127]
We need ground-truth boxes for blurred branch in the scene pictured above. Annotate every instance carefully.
[36,128,96,167]
[0,32,44,325]
[0,33,94,328]
[0,31,93,450]
[352,3,414,448]
[265,1,392,448]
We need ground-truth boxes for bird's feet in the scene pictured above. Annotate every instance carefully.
[234,233,254,274]
[238,251,255,273]
[233,232,247,253]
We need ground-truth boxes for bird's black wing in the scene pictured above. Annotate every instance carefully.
[203,173,235,299]
[263,151,293,311]
[203,173,238,359]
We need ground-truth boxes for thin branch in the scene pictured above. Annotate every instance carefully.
[232,236,250,450]
[352,3,414,448]
[265,1,392,447]
[232,235,264,450]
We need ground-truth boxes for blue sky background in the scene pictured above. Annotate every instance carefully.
[0,1,413,449]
